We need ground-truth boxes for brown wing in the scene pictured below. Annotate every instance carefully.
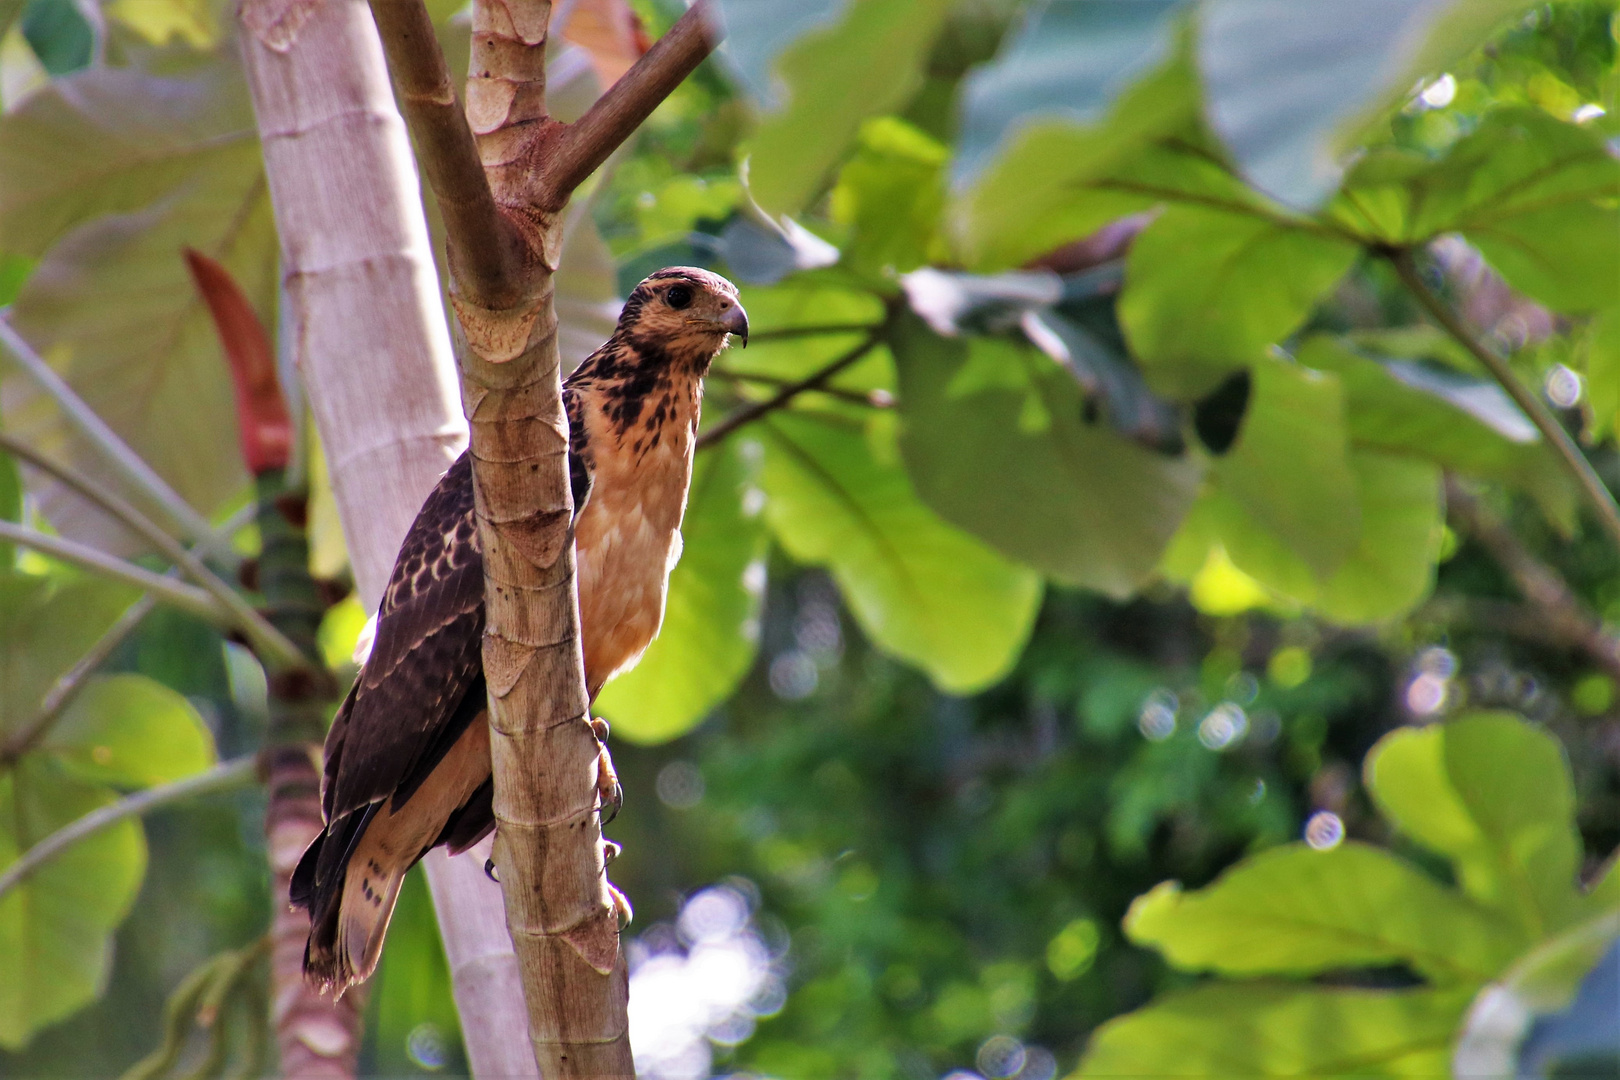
[320,452,486,823]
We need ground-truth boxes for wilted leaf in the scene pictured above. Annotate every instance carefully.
[1127,842,1524,984]
[1366,712,1583,936]
[1118,206,1359,397]
[891,317,1201,597]
[40,673,216,789]
[1075,982,1472,1078]
[0,761,146,1050]
[1200,0,1537,208]
[760,408,1041,694]
[740,0,950,216]
[597,439,767,744]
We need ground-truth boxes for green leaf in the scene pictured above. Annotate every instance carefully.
[6,122,274,548]
[0,571,136,728]
[1579,308,1620,442]
[829,117,947,281]
[891,317,1201,598]
[1199,0,1536,208]
[952,36,1202,272]
[1168,450,1440,624]
[742,0,949,217]
[1333,109,1620,313]
[760,408,1041,694]
[1118,207,1358,397]
[0,760,146,1050]
[0,64,256,257]
[1366,712,1583,937]
[1075,983,1473,1078]
[597,439,768,744]
[0,447,18,565]
[40,673,216,788]
[1214,358,1359,577]
[1126,842,1524,984]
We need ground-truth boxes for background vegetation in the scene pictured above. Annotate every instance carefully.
[0,0,1618,1077]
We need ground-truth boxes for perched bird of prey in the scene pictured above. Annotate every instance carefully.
[291,267,747,994]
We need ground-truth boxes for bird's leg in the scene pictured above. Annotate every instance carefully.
[589,716,622,824]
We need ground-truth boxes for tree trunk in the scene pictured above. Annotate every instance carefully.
[234,2,538,1075]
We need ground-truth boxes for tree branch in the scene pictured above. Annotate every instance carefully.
[0,311,236,565]
[1389,248,1620,553]
[534,0,720,207]
[698,333,885,451]
[714,370,894,408]
[367,0,526,310]
[0,755,259,900]
[1444,475,1620,679]
[745,321,884,343]
[0,593,158,767]
[0,433,309,672]
[0,522,225,624]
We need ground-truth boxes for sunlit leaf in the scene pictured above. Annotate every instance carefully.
[105,0,218,49]
[598,439,767,744]
[0,760,145,1050]
[40,673,215,789]
[739,0,949,217]
[1127,842,1525,984]
[1366,712,1583,936]
[1118,206,1358,398]
[760,408,1041,694]
[1075,983,1472,1078]
[891,316,1200,597]
[829,117,947,282]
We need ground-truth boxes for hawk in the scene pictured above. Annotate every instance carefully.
[291,267,747,994]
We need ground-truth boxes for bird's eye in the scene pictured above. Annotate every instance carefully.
[665,284,693,310]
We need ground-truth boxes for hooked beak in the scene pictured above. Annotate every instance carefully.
[720,302,749,347]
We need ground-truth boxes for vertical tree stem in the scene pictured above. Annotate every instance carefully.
[1389,249,1620,552]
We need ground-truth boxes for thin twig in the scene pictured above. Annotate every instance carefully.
[1389,249,1620,552]
[0,521,223,625]
[745,321,884,343]
[0,311,235,563]
[0,593,159,766]
[366,0,524,310]
[0,434,308,671]
[698,334,884,451]
[536,0,720,207]
[714,370,892,408]
[0,755,259,899]
[1443,475,1620,678]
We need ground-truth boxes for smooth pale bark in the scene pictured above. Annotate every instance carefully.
[234,2,537,1076]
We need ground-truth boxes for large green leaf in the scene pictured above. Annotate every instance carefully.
[6,143,273,550]
[760,408,1040,694]
[0,571,137,727]
[891,317,1200,598]
[597,439,768,744]
[0,447,18,565]
[740,0,948,217]
[1199,0,1536,208]
[1213,358,1359,577]
[1298,335,1575,517]
[40,673,215,788]
[1127,842,1525,985]
[1118,206,1359,397]
[1366,713,1583,937]
[1166,450,1440,625]
[1332,109,1620,312]
[0,64,256,257]
[0,760,146,1050]
[952,23,1200,272]
[1074,983,1473,1078]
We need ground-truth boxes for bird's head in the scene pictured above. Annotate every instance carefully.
[616,267,748,371]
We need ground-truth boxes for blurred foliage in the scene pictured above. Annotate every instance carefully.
[1,0,1619,1078]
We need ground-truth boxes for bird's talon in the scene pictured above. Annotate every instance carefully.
[484,858,500,883]
[603,839,622,864]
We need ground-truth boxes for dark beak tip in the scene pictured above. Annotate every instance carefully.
[723,305,749,346]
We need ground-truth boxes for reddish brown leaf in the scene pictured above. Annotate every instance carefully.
[560,0,649,88]
[184,247,291,474]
